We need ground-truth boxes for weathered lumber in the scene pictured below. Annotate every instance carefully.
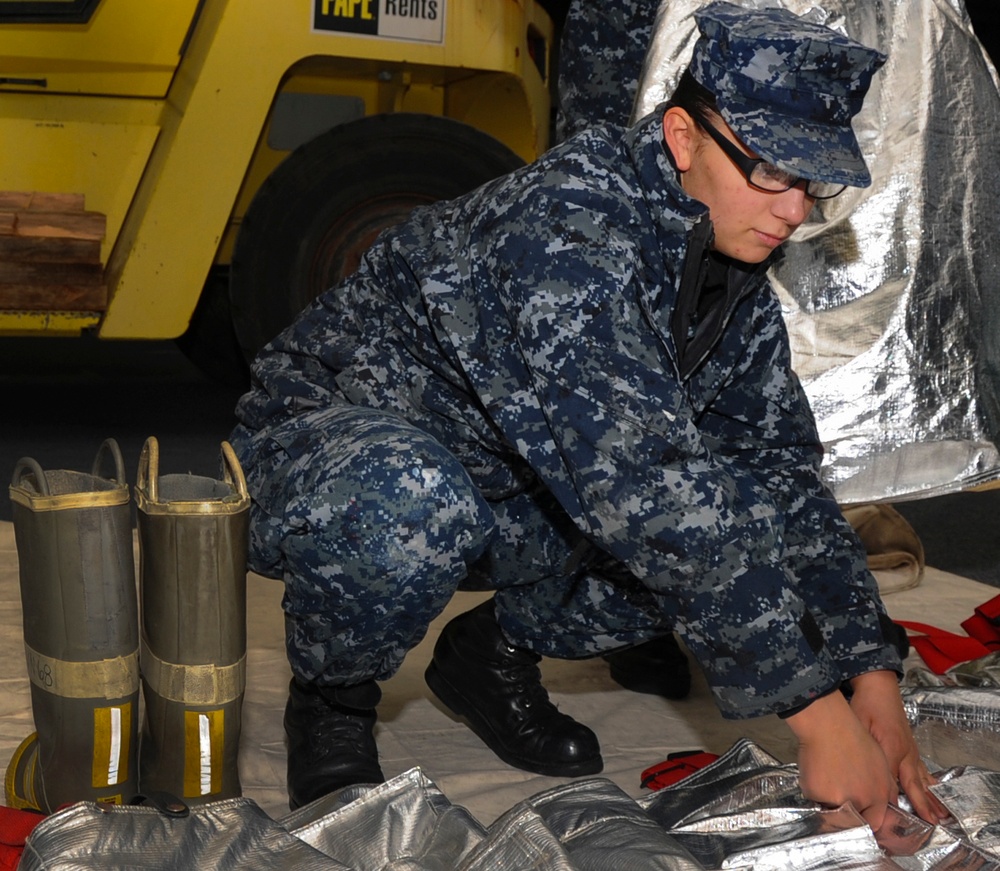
[0,192,86,211]
[0,235,101,264]
[13,210,106,242]
[0,192,108,310]
[0,283,107,311]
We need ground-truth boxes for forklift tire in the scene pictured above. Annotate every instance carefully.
[229,113,525,361]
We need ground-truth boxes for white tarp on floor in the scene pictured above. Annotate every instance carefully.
[0,519,995,826]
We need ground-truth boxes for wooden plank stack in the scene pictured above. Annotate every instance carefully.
[0,191,107,311]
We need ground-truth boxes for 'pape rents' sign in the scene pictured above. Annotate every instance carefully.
[313,0,444,44]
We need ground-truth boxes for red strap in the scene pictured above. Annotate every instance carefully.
[961,614,1000,649]
[895,620,992,673]
[641,750,720,790]
[976,593,1000,624]
[0,805,46,870]
[0,805,44,847]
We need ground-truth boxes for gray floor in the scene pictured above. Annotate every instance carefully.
[1,335,998,587]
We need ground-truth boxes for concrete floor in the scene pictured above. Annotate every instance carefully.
[0,514,996,825]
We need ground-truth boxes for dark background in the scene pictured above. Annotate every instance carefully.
[0,337,244,510]
[1,334,998,588]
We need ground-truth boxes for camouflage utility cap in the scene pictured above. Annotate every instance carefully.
[690,0,886,187]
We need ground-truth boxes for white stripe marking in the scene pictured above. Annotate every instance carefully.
[108,707,122,785]
[199,714,212,795]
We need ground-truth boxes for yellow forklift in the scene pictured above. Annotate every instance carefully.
[0,0,554,379]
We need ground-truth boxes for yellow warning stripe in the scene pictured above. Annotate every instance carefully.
[140,640,246,705]
[24,644,139,699]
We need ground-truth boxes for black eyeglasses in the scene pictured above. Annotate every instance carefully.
[691,112,846,200]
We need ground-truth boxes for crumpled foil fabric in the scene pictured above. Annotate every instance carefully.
[932,769,1000,859]
[633,0,1000,504]
[901,681,1000,770]
[906,652,1000,689]
[20,740,1000,870]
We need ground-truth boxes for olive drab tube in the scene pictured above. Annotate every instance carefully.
[134,437,250,805]
[5,439,140,812]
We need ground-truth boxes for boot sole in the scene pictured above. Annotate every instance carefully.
[425,661,604,778]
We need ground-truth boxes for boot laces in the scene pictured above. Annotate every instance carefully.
[305,704,375,761]
[499,645,554,720]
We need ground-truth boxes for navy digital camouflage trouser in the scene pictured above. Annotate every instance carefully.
[229,404,673,687]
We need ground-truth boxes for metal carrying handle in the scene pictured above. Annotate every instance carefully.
[136,435,160,503]
[10,438,126,495]
[11,456,49,495]
[219,441,249,500]
[137,437,247,503]
[90,437,127,485]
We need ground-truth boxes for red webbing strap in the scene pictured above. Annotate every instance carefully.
[895,620,991,674]
[976,593,1000,623]
[0,805,46,870]
[962,593,1000,649]
[961,614,1000,650]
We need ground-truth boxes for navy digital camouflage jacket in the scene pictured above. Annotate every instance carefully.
[237,107,901,719]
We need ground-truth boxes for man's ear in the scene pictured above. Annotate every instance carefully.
[662,106,698,172]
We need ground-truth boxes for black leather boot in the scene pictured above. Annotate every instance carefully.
[602,634,692,699]
[425,600,603,777]
[284,678,384,809]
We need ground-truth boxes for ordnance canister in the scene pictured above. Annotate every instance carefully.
[134,436,249,805]
[5,439,139,812]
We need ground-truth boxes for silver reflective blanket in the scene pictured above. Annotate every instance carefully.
[634,0,1000,503]
[902,680,1000,770]
[21,740,1000,870]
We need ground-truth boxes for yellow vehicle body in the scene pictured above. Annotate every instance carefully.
[0,0,552,358]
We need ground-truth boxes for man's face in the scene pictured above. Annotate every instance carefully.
[666,110,816,264]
